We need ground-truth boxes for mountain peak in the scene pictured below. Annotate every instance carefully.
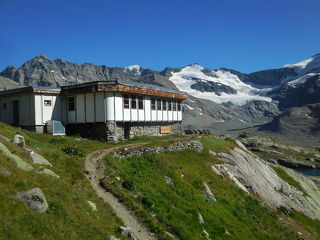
[124,65,141,75]
[284,54,320,73]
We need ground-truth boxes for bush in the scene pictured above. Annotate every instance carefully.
[61,145,85,157]
[122,179,135,191]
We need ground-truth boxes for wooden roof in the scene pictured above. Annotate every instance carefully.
[61,81,187,100]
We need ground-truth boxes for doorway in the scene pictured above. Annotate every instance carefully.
[12,100,20,126]
[124,123,131,139]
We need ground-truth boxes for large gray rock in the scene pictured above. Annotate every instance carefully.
[117,226,137,240]
[30,151,52,166]
[203,182,216,202]
[213,147,320,220]
[15,188,48,213]
[38,168,60,178]
[0,143,33,171]
[13,133,25,147]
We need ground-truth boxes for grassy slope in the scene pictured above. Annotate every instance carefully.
[0,122,319,240]
[102,136,320,240]
[0,122,194,240]
[0,123,125,240]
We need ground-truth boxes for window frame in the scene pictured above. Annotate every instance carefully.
[177,101,181,111]
[151,98,156,110]
[172,100,177,111]
[138,96,144,110]
[68,96,75,111]
[156,98,162,110]
[162,99,167,111]
[131,95,137,109]
[123,94,130,109]
[44,100,52,106]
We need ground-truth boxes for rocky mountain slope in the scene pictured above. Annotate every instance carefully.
[1,54,320,144]
[0,76,23,90]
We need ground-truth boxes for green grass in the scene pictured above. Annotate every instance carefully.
[0,123,125,240]
[270,165,304,193]
[0,121,319,240]
[102,144,304,240]
[200,135,235,153]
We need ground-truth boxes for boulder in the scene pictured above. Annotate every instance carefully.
[15,188,48,213]
[87,200,97,211]
[164,176,175,186]
[0,169,11,176]
[0,143,33,171]
[30,151,52,166]
[13,133,25,147]
[117,226,137,240]
[198,212,204,224]
[203,182,216,202]
[38,168,60,178]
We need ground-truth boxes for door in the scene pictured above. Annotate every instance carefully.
[12,100,20,126]
[124,122,131,139]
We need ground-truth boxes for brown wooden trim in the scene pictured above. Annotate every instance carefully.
[33,90,60,94]
[105,84,187,100]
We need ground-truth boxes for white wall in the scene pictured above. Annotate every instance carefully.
[104,93,182,123]
[35,94,61,126]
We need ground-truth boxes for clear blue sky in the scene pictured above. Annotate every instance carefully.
[0,0,319,73]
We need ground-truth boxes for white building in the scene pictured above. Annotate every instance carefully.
[0,80,186,140]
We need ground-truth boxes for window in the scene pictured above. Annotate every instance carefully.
[172,100,177,111]
[68,97,75,111]
[2,102,7,110]
[138,96,144,109]
[151,98,156,110]
[168,100,172,111]
[157,99,162,110]
[162,99,167,111]
[177,101,181,111]
[131,95,137,109]
[124,94,129,109]
[44,100,51,106]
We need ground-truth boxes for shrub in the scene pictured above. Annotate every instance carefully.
[122,179,135,191]
[61,145,85,157]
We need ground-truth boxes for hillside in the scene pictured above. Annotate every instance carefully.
[0,76,23,90]
[0,123,320,240]
[1,54,320,145]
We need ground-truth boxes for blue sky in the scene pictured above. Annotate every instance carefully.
[0,0,319,73]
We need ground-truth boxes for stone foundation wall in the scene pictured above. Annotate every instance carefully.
[66,121,182,142]
[115,122,182,140]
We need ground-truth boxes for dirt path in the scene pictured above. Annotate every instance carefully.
[85,143,157,240]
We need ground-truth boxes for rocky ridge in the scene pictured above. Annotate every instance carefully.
[212,141,320,220]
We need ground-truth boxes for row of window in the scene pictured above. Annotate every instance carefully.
[151,98,181,111]
[67,95,182,112]
[124,95,144,110]
[124,94,182,111]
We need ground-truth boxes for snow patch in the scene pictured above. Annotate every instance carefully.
[124,65,141,75]
[169,64,271,105]
[284,54,320,74]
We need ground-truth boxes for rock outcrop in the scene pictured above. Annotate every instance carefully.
[212,147,320,220]
[0,143,33,171]
[15,188,48,213]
